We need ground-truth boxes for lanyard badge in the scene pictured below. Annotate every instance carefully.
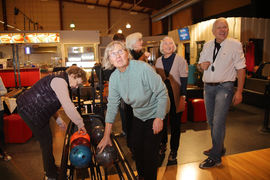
[211,41,221,72]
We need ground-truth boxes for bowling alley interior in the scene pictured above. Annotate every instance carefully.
[0,0,270,179]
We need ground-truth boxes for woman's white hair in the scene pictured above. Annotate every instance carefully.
[125,32,142,50]
[102,41,130,70]
[159,36,176,55]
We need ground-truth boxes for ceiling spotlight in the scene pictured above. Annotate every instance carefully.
[126,23,131,29]
[117,29,123,33]
[70,22,75,29]
[130,11,138,15]
[87,5,95,9]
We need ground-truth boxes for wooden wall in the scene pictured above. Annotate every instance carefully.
[172,8,193,30]
[151,21,163,35]
[0,0,150,36]
[241,18,270,62]
[170,17,270,65]
[1,0,60,30]
[203,0,251,18]
[151,0,251,36]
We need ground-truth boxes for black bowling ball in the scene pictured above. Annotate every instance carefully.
[91,126,104,145]
[95,145,118,167]
[90,117,104,129]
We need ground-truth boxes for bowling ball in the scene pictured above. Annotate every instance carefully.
[70,137,91,149]
[70,131,90,144]
[91,126,104,145]
[69,145,92,168]
[90,117,104,129]
[95,145,118,167]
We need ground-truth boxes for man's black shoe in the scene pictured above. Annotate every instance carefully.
[203,148,226,156]
[199,157,221,169]
[167,151,177,166]
[167,159,177,166]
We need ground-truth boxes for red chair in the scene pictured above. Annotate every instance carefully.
[180,101,188,123]
[190,98,207,122]
[4,114,32,143]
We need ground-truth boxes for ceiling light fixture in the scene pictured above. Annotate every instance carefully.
[126,23,131,29]
[130,11,138,15]
[70,22,75,29]
[117,29,123,33]
[87,5,95,9]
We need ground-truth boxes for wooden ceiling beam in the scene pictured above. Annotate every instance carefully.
[61,0,149,14]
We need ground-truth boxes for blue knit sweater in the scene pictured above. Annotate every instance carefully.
[105,60,169,123]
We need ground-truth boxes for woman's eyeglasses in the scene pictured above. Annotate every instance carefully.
[110,49,125,58]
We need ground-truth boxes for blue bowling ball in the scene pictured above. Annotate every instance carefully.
[69,145,92,168]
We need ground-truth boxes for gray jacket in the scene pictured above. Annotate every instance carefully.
[0,77,7,111]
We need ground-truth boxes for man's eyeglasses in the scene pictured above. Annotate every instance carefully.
[110,49,125,58]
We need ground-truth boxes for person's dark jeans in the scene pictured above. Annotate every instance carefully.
[161,111,182,153]
[119,99,127,134]
[131,116,162,180]
[160,82,182,153]
[204,82,234,162]
[0,110,5,155]
[124,103,134,149]
[19,112,58,178]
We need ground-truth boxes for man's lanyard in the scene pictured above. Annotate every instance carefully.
[211,40,221,72]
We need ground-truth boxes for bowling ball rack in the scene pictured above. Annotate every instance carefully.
[58,114,137,180]
[58,64,136,179]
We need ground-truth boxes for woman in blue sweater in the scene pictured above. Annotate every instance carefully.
[98,41,169,180]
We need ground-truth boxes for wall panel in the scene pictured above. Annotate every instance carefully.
[152,21,163,35]
[6,0,60,30]
[62,3,107,33]
[172,8,192,30]
[241,17,270,62]
[203,0,251,18]
[0,0,149,36]
[110,9,149,36]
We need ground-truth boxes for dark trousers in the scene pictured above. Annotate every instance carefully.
[19,112,57,178]
[0,110,5,155]
[161,111,182,153]
[161,80,182,153]
[131,116,162,180]
[120,102,134,149]
[119,99,128,134]
[160,91,182,153]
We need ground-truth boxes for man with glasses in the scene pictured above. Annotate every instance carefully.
[197,17,246,169]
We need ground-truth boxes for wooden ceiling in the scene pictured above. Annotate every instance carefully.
[61,0,172,14]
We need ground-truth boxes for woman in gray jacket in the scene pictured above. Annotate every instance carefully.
[155,36,188,164]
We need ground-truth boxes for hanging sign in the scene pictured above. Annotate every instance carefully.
[178,27,190,41]
[0,33,60,44]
